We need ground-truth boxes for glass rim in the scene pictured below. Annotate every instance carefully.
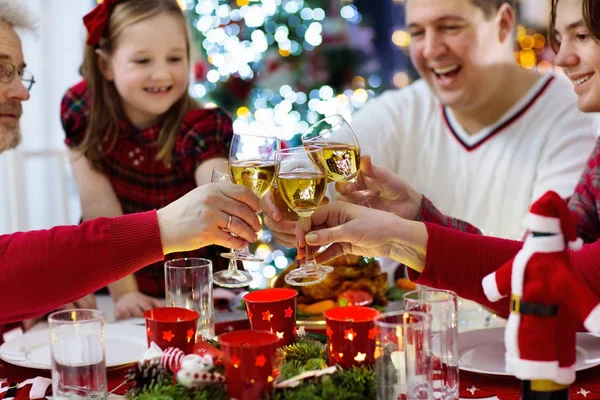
[302,113,352,140]
[48,309,103,324]
[212,161,230,176]
[324,305,381,322]
[143,306,199,322]
[373,310,432,329]
[233,132,280,141]
[164,257,213,269]
[219,329,280,348]
[243,288,298,303]
[403,289,458,304]
[277,145,322,154]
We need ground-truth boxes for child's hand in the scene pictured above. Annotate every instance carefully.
[114,292,164,320]
[21,294,98,331]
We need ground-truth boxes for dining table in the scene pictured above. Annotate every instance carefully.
[1,296,599,399]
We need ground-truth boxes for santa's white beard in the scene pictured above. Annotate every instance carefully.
[0,123,21,152]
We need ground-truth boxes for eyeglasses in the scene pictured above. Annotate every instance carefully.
[0,61,36,91]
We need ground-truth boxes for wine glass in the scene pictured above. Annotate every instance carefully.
[225,133,280,262]
[276,146,334,286]
[301,114,362,184]
[210,161,254,288]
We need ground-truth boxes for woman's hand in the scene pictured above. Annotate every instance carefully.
[297,202,428,272]
[157,182,262,254]
[261,190,298,248]
[336,155,423,220]
[114,292,165,320]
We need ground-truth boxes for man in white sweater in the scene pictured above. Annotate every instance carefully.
[264,0,597,249]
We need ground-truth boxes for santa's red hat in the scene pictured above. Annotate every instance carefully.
[524,191,583,250]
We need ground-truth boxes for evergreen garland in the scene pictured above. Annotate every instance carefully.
[126,335,377,400]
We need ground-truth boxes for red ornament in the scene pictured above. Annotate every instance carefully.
[193,61,210,82]
[225,76,254,101]
[194,340,224,364]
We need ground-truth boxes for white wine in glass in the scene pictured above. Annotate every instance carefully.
[277,146,333,286]
[302,114,362,183]
[229,160,278,198]
[210,161,254,288]
[224,133,280,262]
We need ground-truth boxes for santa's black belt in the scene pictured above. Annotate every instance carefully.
[510,295,558,317]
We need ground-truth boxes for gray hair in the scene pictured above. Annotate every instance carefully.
[0,0,35,31]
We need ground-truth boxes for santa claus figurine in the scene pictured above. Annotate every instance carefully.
[481,191,600,399]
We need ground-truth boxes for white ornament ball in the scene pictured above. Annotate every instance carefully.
[176,354,215,388]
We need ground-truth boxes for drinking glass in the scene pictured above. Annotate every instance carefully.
[226,133,280,262]
[49,309,107,400]
[165,258,215,340]
[404,289,459,400]
[276,146,333,286]
[211,161,254,287]
[375,311,433,400]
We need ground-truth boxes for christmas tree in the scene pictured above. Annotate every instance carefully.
[185,0,381,144]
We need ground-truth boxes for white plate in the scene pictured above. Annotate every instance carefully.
[458,327,600,376]
[0,323,147,370]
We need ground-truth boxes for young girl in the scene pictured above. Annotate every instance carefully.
[61,0,231,319]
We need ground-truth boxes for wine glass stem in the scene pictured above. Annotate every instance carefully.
[226,256,238,276]
[352,173,372,208]
[299,215,317,268]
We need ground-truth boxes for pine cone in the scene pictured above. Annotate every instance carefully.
[125,358,173,396]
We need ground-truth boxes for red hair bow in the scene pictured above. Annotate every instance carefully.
[83,0,122,46]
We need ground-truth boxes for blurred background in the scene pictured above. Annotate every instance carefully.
[0,0,555,287]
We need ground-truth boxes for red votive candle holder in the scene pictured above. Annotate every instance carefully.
[219,330,279,400]
[243,288,298,346]
[324,306,381,369]
[143,307,199,354]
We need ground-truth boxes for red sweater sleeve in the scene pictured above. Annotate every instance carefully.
[407,223,522,317]
[407,223,600,318]
[0,211,164,324]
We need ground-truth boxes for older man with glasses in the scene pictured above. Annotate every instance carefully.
[0,0,262,337]
[0,14,33,152]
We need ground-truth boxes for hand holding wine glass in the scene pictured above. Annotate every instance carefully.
[276,146,333,286]
[223,133,280,263]
[335,155,423,219]
[210,161,255,288]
